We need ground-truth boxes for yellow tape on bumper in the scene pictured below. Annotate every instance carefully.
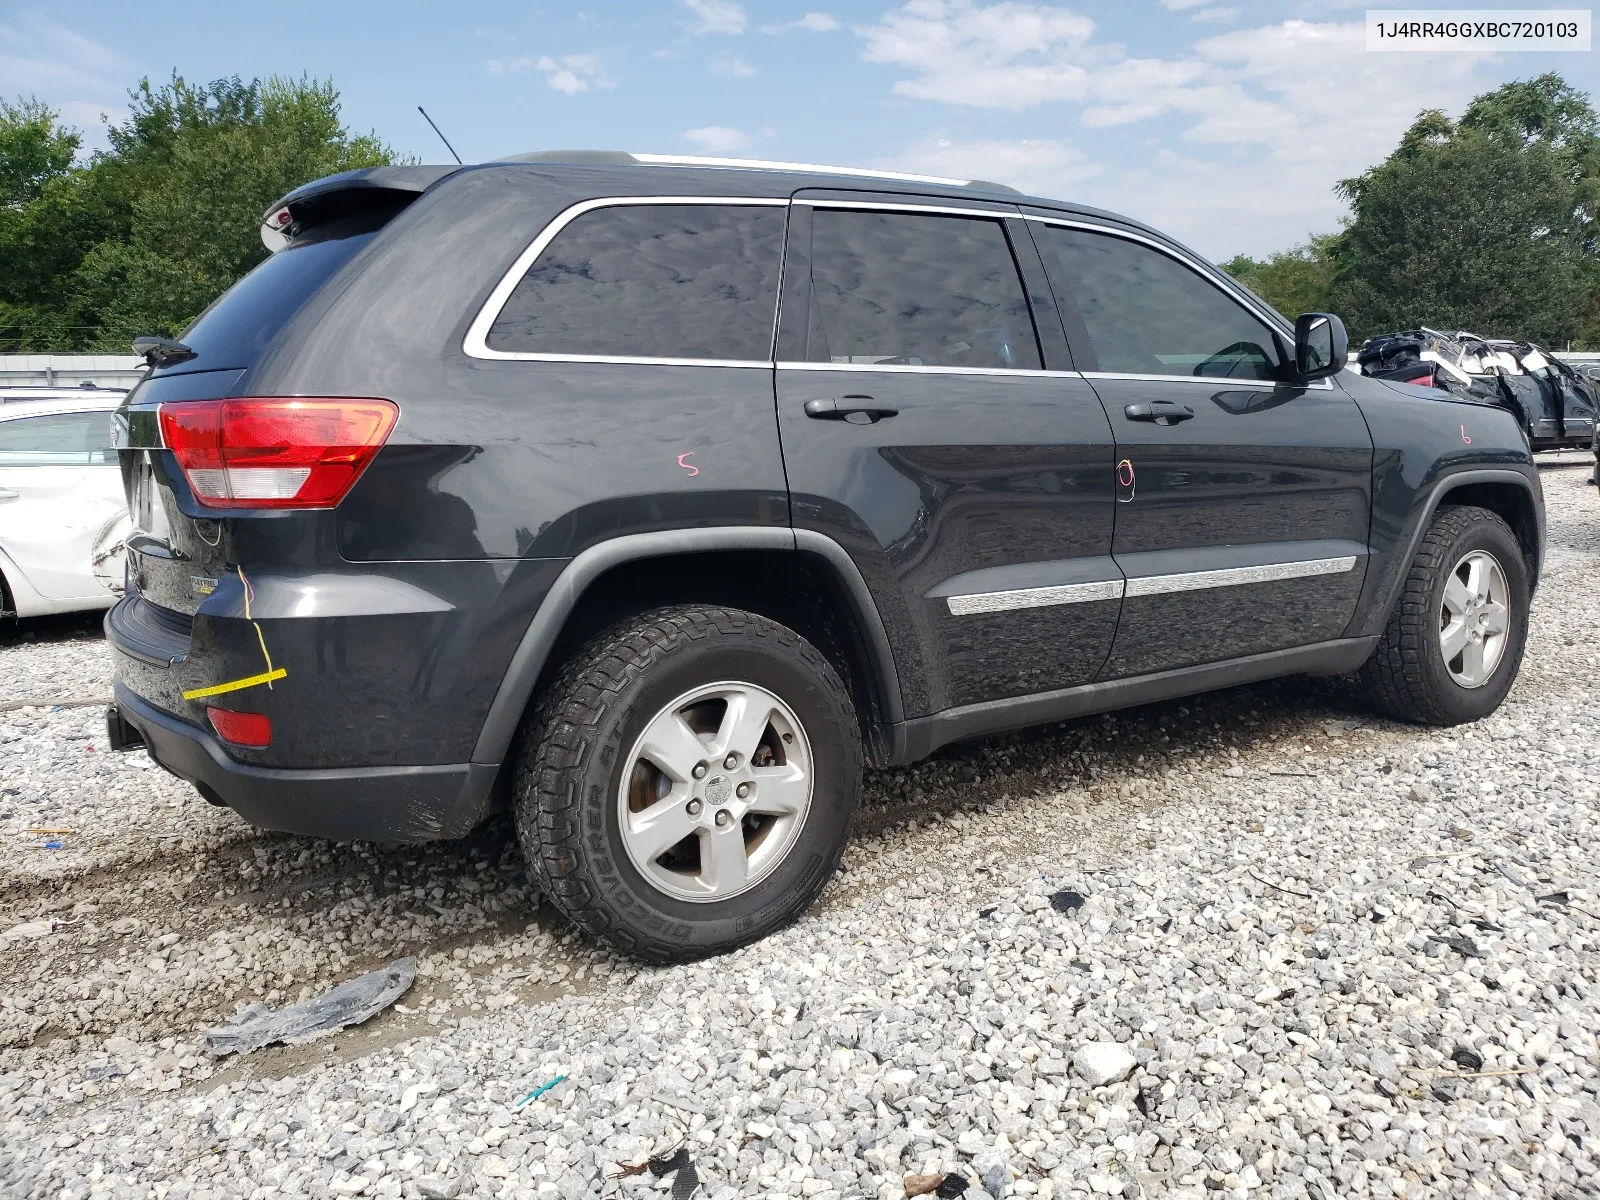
[181,668,287,701]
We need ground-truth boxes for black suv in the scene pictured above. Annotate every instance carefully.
[105,153,1544,960]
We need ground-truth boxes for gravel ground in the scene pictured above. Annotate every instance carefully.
[2,455,1597,1200]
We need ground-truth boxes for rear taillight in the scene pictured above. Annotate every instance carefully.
[158,398,398,510]
[207,707,272,747]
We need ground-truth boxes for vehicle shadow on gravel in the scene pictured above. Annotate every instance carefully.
[0,610,104,648]
[2,667,1381,1074]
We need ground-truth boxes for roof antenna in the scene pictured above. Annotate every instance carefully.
[417,106,463,165]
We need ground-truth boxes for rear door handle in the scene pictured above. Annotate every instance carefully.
[804,396,899,425]
[1123,400,1194,425]
[0,488,18,500]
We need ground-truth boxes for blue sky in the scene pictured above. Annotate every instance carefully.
[1,0,1593,257]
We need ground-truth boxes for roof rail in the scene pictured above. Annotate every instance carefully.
[497,150,1019,194]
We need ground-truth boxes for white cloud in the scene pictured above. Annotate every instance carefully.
[0,18,131,150]
[1191,6,1239,21]
[491,53,613,94]
[711,55,757,78]
[859,2,1496,256]
[885,134,1103,191]
[683,125,758,152]
[859,0,1098,110]
[683,0,748,35]
[761,11,842,33]
[1160,0,1210,8]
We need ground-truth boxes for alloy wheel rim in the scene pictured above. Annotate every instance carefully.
[616,680,814,903]
[1438,549,1510,689]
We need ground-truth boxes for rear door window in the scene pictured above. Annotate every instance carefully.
[801,209,1041,371]
[487,203,786,362]
[0,411,113,465]
[1034,225,1284,381]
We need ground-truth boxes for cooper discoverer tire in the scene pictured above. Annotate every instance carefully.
[513,604,862,962]
[1357,504,1530,725]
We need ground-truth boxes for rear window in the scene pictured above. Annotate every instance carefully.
[487,203,786,362]
[166,215,384,374]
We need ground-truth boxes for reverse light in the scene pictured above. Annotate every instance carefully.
[158,398,399,509]
[207,706,272,748]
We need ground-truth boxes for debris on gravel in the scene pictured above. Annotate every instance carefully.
[1,455,1597,1200]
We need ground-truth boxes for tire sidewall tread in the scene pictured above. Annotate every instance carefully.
[1359,504,1530,726]
[512,605,861,963]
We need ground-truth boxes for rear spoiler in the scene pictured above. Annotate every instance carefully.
[260,166,462,252]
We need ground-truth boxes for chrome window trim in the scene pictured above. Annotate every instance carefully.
[778,362,1080,379]
[1123,556,1357,599]
[946,555,1359,615]
[947,580,1123,616]
[463,195,789,365]
[796,198,1018,220]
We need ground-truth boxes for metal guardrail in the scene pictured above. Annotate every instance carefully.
[0,355,148,390]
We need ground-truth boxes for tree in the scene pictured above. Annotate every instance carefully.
[0,74,400,352]
[1328,73,1599,345]
[0,98,78,206]
[1220,233,1339,321]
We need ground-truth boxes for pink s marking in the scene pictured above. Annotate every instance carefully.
[677,452,700,477]
[1460,424,1472,445]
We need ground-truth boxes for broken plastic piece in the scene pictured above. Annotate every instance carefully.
[1451,1045,1484,1072]
[1049,890,1086,913]
[937,1174,971,1197]
[648,1146,700,1200]
[203,957,415,1055]
[512,1074,566,1111]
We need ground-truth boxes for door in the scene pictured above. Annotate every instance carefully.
[0,409,126,601]
[1028,219,1373,678]
[775,197,1119,715]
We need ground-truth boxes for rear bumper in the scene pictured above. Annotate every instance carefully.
[112,682,499,843]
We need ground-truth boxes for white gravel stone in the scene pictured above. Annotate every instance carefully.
[1,454,1598,1200]
[1071,1044,1136,1088]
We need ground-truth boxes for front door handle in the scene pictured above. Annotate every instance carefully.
[804,396,899,425]
[0,488,18,500]
[1124,400,1195,425]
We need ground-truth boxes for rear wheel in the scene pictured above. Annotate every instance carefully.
[1357,505,1530,725]
[514,605,861,962]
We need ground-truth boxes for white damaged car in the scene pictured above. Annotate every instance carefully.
[0,387,130,618]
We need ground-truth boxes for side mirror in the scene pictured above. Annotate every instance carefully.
[1293,313,1348,381]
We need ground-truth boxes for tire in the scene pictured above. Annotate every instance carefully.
[513,604,862,962]
[1357,505,1530,725]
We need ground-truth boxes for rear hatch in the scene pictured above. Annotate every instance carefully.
[111,168,452,696]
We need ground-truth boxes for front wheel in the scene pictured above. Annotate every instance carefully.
[514,605,861,962]
[1357,505,1530,725]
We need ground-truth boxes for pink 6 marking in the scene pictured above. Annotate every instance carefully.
[1460,424,1472,445]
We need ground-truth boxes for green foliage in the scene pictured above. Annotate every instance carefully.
[1220,233,1339,322]
[0,74,399,352]
[1226,73,1600,349]
[0,97,79,206]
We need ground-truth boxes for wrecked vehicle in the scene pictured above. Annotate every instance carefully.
[103,155,1545,962]
[1356,328,1598,451]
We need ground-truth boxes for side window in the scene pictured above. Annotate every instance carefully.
[0,412,111,465]
[487,203,786,361]
[803,209,1041,371]
[1035,226,1284,381]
